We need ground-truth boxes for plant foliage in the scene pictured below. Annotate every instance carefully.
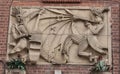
[6,59,26,70]
[91,60,109,72]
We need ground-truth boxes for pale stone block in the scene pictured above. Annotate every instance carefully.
[7,6,111,65]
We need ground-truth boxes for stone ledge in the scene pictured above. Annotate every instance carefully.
[42,0,81,3]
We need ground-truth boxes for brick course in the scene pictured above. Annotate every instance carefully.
[0,0,120,74]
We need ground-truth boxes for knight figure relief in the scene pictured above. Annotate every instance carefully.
[7,6,111,65]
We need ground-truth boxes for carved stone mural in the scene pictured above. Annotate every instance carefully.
[7,6,111,65]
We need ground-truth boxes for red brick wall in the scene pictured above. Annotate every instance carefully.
[0,0,120,74]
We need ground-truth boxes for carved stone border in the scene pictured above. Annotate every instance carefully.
[7,6,112,65]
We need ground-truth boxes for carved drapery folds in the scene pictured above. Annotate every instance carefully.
[7,7,111,65]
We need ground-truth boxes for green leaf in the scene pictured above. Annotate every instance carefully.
[6,58,26,70]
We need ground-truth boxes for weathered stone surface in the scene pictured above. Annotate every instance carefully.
[7,69,26,74]
[7,6,111,65]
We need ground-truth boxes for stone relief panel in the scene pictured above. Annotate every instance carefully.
[7,6,111,65]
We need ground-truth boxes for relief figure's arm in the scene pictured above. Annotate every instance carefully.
[87,22,104,34]
[11,24,21,39]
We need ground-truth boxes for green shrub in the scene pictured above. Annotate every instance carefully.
[6,59,25,70]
